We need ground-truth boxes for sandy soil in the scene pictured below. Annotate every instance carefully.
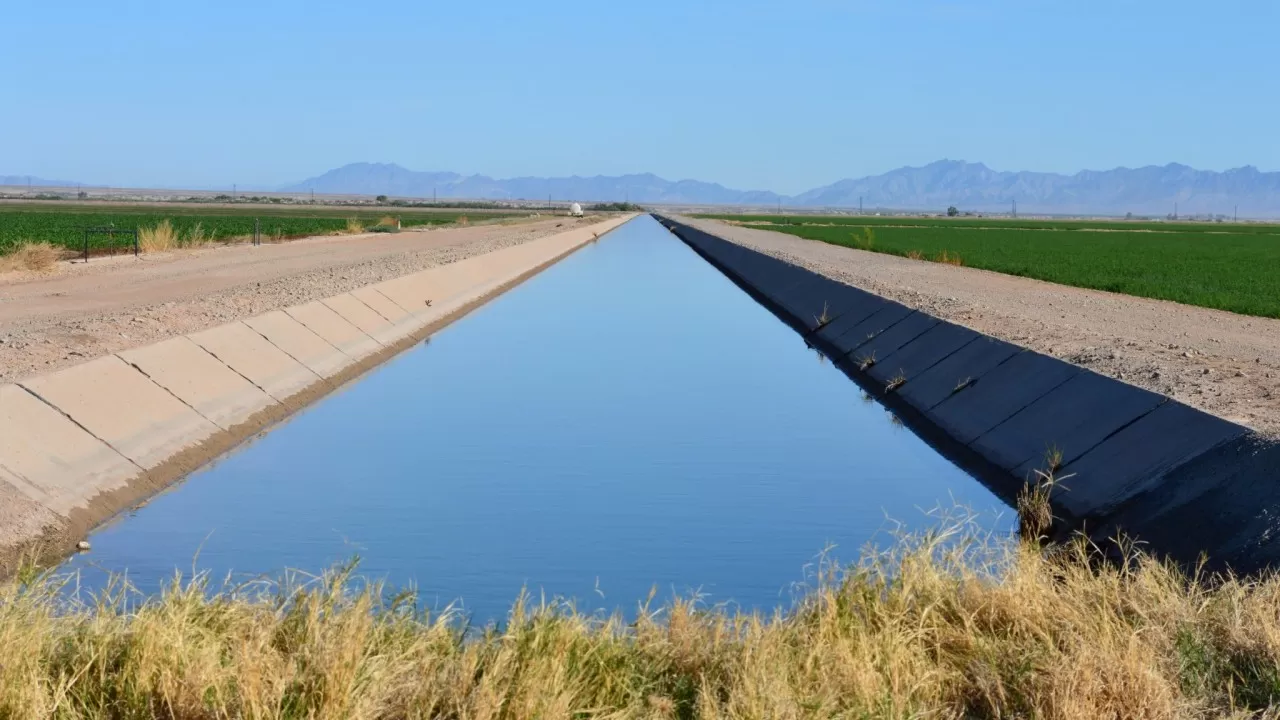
[681,216,1280,437]
[0,216,601,383]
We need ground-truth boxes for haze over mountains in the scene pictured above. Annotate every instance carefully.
[283,161,1280,216]
[7,162,1280,216]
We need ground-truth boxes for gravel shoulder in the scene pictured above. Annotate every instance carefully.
[681,216,1280,437]
[0,216,602,383]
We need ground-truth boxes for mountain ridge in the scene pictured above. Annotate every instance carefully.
[282,161,1280,216]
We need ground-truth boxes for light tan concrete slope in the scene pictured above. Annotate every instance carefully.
[118,337,277,431]
[20,355,219,470]
[188,321,322,402]
[286,301,382,360]
[243,311,350,378]
[0,384,140,516]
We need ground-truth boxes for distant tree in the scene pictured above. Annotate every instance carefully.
[376,195,388,203]
[946,206,959,217]
[1125,212,1133,220]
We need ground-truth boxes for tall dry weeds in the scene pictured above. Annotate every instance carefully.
[138,219,178,252]
[345,217,365,233]
[0,242,60,273]
[4,517,1280,718]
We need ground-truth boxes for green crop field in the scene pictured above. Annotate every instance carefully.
[695,214,1280,319]
[0,204,519,256]
[696,213,1280,236]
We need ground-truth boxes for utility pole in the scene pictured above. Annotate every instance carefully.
[859,196,863,214]
[433,187,437,204]
[1235,205,1238,223]
[1012,198,1017,218]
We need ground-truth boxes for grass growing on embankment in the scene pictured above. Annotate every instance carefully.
[6,516,1280,718]
[0,204,518,256]
[698,215,1280,319]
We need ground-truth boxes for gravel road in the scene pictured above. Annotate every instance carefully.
[0,216,602,383]
[680,216,1280,437]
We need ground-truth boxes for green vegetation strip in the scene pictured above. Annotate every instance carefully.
[699,215,1280,318]
[0,204,516,254]
[5,525,1280,717]
[697,213,1280,235]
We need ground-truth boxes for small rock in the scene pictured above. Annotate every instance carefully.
[1202,368,1211,375]
[1184,351,1194,358]
[1237,371,1247,378]
[76,540,91,551]
[1151,370,1162,379]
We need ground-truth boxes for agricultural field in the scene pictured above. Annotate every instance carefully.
[0,203,521,256]
[696,214,1280,319]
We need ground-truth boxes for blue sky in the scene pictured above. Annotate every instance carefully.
[3,0,1275,194]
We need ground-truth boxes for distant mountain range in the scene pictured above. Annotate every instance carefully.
[282,161,1280,216]
[0,175,79,188]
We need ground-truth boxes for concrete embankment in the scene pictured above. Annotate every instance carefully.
[0,215,633,572]
[655,214,1280,573]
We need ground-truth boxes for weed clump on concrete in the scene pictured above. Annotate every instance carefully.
[857,351,877,371]
[813,301,832,329]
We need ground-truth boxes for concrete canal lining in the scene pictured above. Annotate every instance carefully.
[0,215,634,573]
[655,214,1280,573]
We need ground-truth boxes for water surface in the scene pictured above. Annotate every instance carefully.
[66,215,1011,621]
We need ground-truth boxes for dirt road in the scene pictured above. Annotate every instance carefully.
[0,217,601,382]
[680,216,1280,436]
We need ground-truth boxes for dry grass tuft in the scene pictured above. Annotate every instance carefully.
[184,221,210,247]
[813,301,832,329]
[852,227,875,251]
[376,215,399,227]
[906,249,925,260]
[934,249,964,266]
[885,371,906,391]
[857,351,877,371]
[138,219,178,253]
[456,215,470,226]
[0,242,60,273]
[345,217,365,233]
[9,516,1280,718]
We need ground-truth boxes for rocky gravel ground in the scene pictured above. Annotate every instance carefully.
[680,216,1280,437]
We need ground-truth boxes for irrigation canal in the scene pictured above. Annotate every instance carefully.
[64,215,1011,622]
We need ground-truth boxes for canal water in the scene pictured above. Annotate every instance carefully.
[65,215,1012,621]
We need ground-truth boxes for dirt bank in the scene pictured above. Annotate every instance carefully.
[0,216,602,382]
[679,216,1280,436]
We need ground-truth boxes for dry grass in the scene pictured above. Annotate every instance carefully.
[934,249,964,266]
[376,215,399,227]
[885,371,907,392]
[813,301,832,329]
[7,515,1280,719]
[906,249,925,260]
[345,217,365,234]
[0,242,60,273]
[853,227,875,251]
[138,219,178,253]
[183,221,212,248]
[456,215,470,227]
